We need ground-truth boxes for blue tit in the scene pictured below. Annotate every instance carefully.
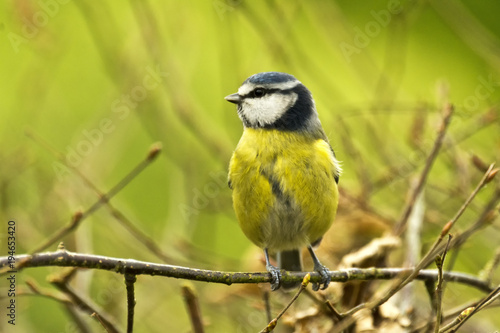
[226,72,341,291]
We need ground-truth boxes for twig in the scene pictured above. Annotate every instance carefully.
[330,165,496,332]
[447,284,500,332]
[260,274,310,333]
[262,290,272,323]
[125,274,137,333]
[434,235,452,333]
[29,143,162,254]
[372,108,497,193]
[181,285,205,332]
[325,300,344,322]
[436,183,500,265]
[25,279,92,333]
[24,278,71,305]
[91,312,112,333]
[412,297,500,332]
[393,103,454,236]
[480,247,500,284]
[26,131,176,264]
[181,284,205,333]
[405,164,495,277]
[49,267,122,333]
[438,307,475,333]
[424,279,437,333]
[0,251,493,293]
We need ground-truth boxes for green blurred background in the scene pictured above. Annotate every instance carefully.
[1,0,500,332]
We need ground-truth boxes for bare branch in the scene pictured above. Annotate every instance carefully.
[447,284,500,332]
[30,143,162,254]
[434,235,453,333]
[260,274,311,333]
[181,284,205,333]
[26,132,176,264]
[49,267,121,333]
[394,103,454,235]
[0,251,493,294]
[125,274,137,333]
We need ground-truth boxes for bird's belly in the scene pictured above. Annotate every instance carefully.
[259,202,310,250]
[229,129,339,251]
[230,159,338,251]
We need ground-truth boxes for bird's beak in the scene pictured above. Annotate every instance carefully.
[225,93,242,104]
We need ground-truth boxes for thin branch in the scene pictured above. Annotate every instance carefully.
[49,267,122,333]
[26,131,176,264]
[434,235,452,333]
[393,103,454,236]
[424,278,437,333]
[260,274,311,333]
[331,165,496,332]
[447,284,500,332]
[91,312,112,333]
[435,183,500,265]
[24,279,72,305]
[262,290,272,324]
[181,284,205,333]
[25,279,93,333]
[0,251,492,293]
[480,247,500,284]
[372,107,497,193]
[438,307,475,333]
[29,143,162,254]
[325,300,344,323]
[125,274,137,333]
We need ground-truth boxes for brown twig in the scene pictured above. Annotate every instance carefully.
[433,235,452,333]
[331,164,496,333]
[435,183,500,265]
[393,103,454,236]
[26,131,177,264]
[91,312,112,333]
[260,274,311,333]
[325,300,344,323]
[446,284,500,332]
[372,108,497,193]
[125,274,137,333]
[49,267,121,333]
[29,142,162,254]
[181,284,205,333]
[25,278,93,333]
[438,307,475,333]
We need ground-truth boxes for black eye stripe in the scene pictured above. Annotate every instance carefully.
[240,88,296,99]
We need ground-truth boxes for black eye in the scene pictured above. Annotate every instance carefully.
[253,88,266,98]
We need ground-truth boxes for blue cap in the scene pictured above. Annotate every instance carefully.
[244,72,297,85]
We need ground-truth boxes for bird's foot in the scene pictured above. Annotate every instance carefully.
[312,262,331,291]
[265,263,282,291]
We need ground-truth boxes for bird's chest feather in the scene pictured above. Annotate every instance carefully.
[229,128,339,250]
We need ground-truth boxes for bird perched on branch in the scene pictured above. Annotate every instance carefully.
[226,72,341,291]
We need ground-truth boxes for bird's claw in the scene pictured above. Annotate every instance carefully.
[266,263,282,291]
[312,263,331,291]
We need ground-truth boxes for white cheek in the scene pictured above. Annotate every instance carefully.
[242,93,298,126]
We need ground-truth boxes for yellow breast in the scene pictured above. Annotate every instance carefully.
[229,128,339,251]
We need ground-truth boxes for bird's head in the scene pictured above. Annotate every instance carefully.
[225,72,321,131]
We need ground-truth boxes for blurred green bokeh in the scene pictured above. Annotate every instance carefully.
[1,0,499,332]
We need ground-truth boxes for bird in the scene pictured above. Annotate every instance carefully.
[225,72,341,291]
